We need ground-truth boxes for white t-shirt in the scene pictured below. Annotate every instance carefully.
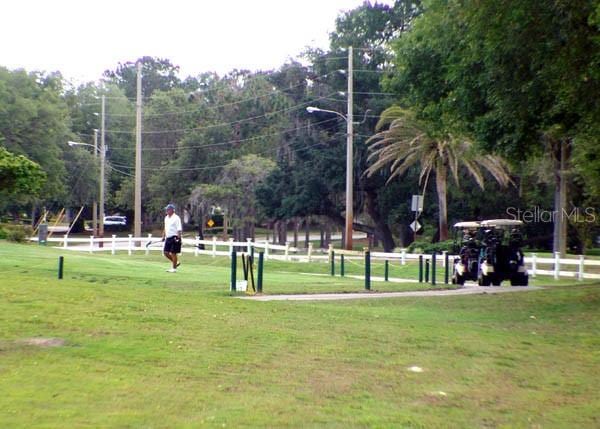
[164,213,182,238]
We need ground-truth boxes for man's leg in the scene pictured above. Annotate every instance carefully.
[164,251,173,264]
[171,252,178,269]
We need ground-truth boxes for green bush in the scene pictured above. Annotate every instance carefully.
[2,224,33,242]
[408,239,455,254]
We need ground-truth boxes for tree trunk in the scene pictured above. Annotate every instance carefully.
[363,188,396,252]
[553,139,569,255]
[304,217,310,248]
[436,166,449,241]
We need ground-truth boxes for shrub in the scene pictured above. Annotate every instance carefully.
[3,224,33,242]
[408,239,455,254]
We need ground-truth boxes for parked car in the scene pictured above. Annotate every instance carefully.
[103,215,127,231]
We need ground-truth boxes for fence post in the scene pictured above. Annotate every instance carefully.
[384,259,389,282]
[195,236,200,256]
[531,253,537,278]
[63,234,68,249]
[285,242,290,261]
[365,249,371,290]
[554,251,560,280]
[330,250,335,276]
[212,236,217,257]
[307,243,313,262]
[58,256,64,279]
[401,249,406,265]
[146,234,152,255]
[425,259,430,283]
[418,255,423,283]
[341,254,345,277]
[230,250,237,292]
[257,251,264,293]
[128,234,133,256]
[264,240,270,260]
[89,235,94,254]
[444,251,449,284]
[111,235,116,255]
[228,238,234,258]
[247,238,252,256]
[442,251,447,268]
[578,255,585,281]
[431,252,437,285]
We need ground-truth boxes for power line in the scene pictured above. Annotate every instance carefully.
[104,93,340,135]
[107,116,340,152]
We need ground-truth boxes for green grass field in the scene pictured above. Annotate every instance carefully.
[1,241,599,427]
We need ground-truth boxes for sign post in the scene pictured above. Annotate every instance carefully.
[411,195,424,242]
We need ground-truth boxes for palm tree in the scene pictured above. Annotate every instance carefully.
[366,107,512,241]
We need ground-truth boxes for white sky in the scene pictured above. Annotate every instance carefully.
[1,0,393,84]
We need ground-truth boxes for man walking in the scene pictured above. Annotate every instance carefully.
[162,203,182,273]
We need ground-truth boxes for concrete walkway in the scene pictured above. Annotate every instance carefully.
[238,283,541,302]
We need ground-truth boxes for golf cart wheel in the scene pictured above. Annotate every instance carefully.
[511,273,529,286]
[478,274,491,286]
[453,273,465,285]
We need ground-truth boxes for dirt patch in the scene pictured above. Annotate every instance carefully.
[19,337,66,348]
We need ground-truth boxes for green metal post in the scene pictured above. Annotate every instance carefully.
[425,259,430,283]
[257,252,264,293]
[231,250,237,292]
[331,250,335,276]
[418,255,423,283]
[444,252,449,284]
[431,252,436,285]
[365,250,371,290]
[384,260,389,281]
[340,254,345,277]
[58,256,64,280]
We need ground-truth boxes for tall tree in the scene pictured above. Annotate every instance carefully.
[366,107,512,240]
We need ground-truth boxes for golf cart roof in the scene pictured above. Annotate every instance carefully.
[453,221,481,228]
[480,219,524,227]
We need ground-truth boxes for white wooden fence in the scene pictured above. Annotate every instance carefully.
[30,235,600,280]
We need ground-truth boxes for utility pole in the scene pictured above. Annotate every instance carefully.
[93,129,98,237]
[99,95,106,243]
[134,61,143,241]
[345,46,354,250]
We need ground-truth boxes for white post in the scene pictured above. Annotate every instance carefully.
[228,238,234,258]
[401,249,406,265]
[195,236,199,256]
[308,242,313,262]
[112,234,116,255]
[146,233,152,255]
[63,234,68,249]
[442,251,447,268]
[128,234,133,255]
[247,238,252,255]
[285,241,290,261]
[264,240,269,260]
[554,251,560,280]
[578,255,584,281]
[212,236,217,257]
[89,235,94,253]
[531,253,537,278]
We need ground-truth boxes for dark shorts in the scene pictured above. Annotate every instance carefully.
[164,236,181,254]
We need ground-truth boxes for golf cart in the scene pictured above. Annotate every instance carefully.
[478,219,528,286]
[451,221,482,285]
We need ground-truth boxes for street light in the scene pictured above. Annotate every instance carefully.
[67,131,105,240]
[306,106,354,250]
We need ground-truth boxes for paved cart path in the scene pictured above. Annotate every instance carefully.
[238,283,541,301]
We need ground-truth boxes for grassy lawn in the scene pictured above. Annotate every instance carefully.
[1,241,599,427]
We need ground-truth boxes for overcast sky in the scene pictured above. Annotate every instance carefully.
[1,0,394,83]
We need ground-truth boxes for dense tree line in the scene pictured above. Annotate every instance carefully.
[0,0,598,252]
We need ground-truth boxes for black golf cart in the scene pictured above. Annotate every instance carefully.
[477,219,528,286]
[451,221,482,285]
